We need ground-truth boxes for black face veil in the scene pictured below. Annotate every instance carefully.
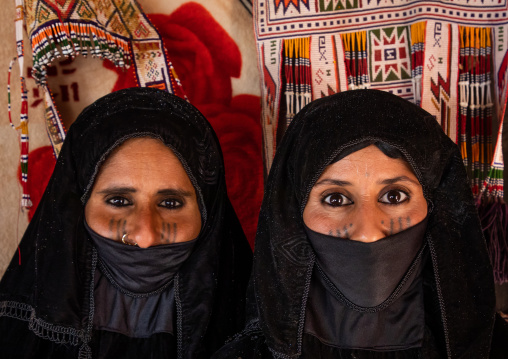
[251,89,495,358]
[0,87,252,358]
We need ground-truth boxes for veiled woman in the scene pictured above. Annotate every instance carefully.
[0,87,252,358]
[214,89,508,358]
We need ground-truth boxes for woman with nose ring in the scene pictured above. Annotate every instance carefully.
[213,89,508,359]
[0,87,252,358]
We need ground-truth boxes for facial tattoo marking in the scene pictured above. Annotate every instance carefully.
[335,229,341,238]
[113,219,125,241]
[121,220,127,240]
[406,216,411,227]
[343,225,350,239]
[109,219,115,236]
[172,223,178,243]
[398,217,403,231]
[161,223,170,244]
[390,218,395,235]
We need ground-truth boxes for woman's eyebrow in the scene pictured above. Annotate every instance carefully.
[157,189,193,197]
[314,179,352,186]
[97,187,136,194]
[379,176,420,186]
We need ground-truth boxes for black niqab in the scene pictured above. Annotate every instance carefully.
[86,221,196,296]
[86,221,196,339]
[306,217,427,308]
[0,87,252,359]
[305,218,428,350]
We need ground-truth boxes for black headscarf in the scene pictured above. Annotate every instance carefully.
[251,89,496,358]
[0,87,252,358]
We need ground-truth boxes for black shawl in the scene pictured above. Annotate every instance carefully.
[0,87,252,358]
[247,89,498,358]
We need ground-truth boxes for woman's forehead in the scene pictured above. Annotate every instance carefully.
[317,145,420,186]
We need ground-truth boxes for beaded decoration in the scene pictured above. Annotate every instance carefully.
[8,0,32,209]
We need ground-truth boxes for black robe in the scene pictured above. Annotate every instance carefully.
[213,89,508,359]
[0,87,252,359]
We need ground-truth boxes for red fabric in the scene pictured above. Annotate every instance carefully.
[105,3,263,248]
[18,146,56,221]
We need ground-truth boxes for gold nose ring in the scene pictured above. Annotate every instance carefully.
[122,233,137,246]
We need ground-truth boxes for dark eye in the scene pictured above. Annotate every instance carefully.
[106,196,131,207]
[379,190,409,204]
[323,193,353,207]
[159,199,183,209]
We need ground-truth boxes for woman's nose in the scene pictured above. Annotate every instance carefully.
[348,204,388,243]
[128,206,161,248]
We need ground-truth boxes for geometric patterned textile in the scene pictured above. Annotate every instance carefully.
[369,27,411,84]
[255,0,508,171]
[458,27,493,196]
[24,0,185,156]
[420,21,459,145]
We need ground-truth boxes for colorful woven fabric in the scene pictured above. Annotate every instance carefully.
[24,0,185,156]
[255,0,508,171]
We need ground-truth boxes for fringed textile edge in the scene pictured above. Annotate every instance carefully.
[477,77,507,284]
[283,37,312,126]
[29,20,131,85]
[341,31,370,90]
[410,21,426,107]
[480,167,504,199]
[458,26,494,194]
[0,300,85,346]
[478,199,508,284]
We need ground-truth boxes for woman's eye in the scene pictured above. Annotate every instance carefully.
[160,199,183,209]
[106,196,131,207]
[323,193,353,207]
[379,190,409,204]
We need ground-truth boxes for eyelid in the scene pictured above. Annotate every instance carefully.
[320,187,352,199]
[380,183,412,195]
